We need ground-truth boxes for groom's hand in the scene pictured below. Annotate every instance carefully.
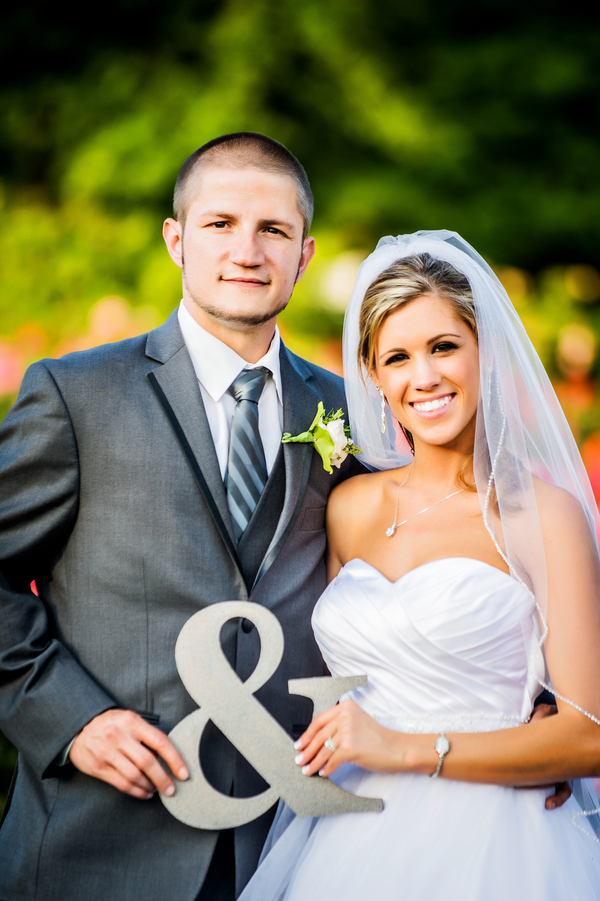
[520,703,572,810]
[69,709,189,800]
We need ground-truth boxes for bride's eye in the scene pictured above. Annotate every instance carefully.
[432,341,459,354]
[384,352,409,365]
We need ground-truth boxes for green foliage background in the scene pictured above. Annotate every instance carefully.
[2,0,600,810]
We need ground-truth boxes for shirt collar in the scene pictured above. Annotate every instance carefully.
[178,300,282,403]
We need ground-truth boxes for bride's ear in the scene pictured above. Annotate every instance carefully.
[368,369,380,389]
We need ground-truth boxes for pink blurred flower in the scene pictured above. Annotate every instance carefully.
[0,343,24,395]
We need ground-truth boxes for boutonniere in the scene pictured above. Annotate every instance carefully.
[281,401,361,473]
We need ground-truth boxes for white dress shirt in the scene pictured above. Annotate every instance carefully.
[178,301,284,479]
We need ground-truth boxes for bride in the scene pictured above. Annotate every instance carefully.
[240,231,600,899]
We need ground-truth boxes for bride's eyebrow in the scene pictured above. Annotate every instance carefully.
[378,346,407,362]
[379,333,462,360]
[427,333,461,344]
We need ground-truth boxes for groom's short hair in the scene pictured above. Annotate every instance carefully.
[173,132,314,239]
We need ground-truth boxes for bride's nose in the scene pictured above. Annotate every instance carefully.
[410,354,442,391]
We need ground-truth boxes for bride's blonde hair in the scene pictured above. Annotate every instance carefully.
[358,252,477,486]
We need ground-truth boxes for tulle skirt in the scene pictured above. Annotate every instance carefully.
[239,765,600,900]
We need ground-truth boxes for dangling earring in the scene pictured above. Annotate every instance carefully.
[377,386,387,434]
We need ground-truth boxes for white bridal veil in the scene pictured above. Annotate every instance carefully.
[343,230,600,833]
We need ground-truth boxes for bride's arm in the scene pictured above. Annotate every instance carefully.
[296,694,600,784]
[298,489,600,784]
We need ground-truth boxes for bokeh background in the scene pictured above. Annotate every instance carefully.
[2,0,600,810]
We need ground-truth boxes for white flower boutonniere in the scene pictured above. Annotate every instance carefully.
[281,401,361,473]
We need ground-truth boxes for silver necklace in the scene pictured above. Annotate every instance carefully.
[386,465,469,537]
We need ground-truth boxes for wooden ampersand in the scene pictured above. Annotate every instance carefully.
[161,602,383,828]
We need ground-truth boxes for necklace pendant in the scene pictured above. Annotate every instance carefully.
[385,525,397,538]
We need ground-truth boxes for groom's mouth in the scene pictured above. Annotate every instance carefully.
[221,277,270,287]
[410,393,456,418]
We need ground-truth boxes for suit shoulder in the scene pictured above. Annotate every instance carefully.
[48,333,150,369]
[285,349,345,395]
[299,355,343,383]
[39,333,150,379]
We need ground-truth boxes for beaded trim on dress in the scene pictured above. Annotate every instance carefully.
[373,711,525,734]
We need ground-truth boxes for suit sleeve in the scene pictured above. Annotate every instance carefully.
[0,362,115,778]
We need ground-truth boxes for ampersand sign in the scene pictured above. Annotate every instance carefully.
[161,602,383,828]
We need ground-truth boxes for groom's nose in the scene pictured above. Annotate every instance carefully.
[228,224,266,268]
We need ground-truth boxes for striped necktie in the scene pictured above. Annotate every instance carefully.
[226,367,270,541]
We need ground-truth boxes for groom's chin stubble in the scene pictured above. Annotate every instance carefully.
[194,297,290,328]
[182,268,290,328]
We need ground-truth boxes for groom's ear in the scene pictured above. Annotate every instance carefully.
[163,218,184,270]
[295,236,316,284]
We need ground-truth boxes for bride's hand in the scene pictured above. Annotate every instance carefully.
[294,699,416,778]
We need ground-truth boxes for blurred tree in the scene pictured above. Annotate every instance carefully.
[2,0,600,265]
[0,0,598,375]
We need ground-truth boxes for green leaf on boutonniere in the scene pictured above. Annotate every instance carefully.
[282,401,361,474]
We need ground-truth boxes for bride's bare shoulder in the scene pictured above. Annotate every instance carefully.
[325,470,390,566]
[532,475,588,518]
[327,466,408,526]
[531,475,596,552]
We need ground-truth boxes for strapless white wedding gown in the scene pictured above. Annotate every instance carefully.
[240,558,600,900]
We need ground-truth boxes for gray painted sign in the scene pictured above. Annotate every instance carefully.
[162,601,383,828]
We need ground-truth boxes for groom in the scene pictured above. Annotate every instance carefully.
[0,133,363,900]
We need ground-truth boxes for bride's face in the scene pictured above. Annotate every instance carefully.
[372,292,479,451]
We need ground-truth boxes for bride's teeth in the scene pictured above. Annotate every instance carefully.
[414,395,452,412]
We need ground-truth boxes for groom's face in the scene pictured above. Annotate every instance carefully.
[164,165,314,331]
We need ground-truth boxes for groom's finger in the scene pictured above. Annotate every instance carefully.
[101,759,156,799]
[123,720,189,796]
[70,740,156,799]
[124,738,180,796]
[105,745,157,794]
[546,781,572,810]
[70,709,188,799]
[133,721,189,780]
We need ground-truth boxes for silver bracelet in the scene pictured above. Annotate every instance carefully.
[430,732,450,779]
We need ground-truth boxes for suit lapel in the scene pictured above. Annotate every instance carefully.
[145,313,241,574]
[146,316,321,593]
[251,345,319,594]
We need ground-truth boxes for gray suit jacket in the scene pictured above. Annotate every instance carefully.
[0,311,362,900]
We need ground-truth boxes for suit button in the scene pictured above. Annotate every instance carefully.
[241,618,254,634]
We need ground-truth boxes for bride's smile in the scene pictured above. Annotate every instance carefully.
[410,392,455,415]
[372,292,479,452]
